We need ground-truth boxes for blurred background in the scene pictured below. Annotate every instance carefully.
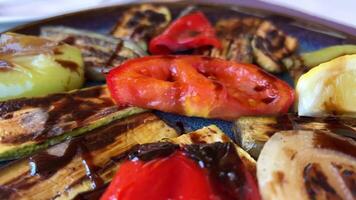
[1,0,355,33]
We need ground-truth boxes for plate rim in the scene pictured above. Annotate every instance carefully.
[2,1,356,41]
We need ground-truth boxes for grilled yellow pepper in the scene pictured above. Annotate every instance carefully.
[0,33,84,101]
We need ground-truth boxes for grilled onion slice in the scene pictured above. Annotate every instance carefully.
[257,130,355,200]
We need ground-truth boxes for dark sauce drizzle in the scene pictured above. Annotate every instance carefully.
[124,142,252,200]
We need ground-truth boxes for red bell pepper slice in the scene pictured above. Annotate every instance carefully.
[149,11,221,54]
[100,151,260,200]
[107,55,294,120]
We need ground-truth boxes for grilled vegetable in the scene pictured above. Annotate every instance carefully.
[233,114,356,158]
[301,44,356,68]
[197,18,303,79]
[107,55,294,120]
[168,125,256,174]
[111,4,171,50]
[257,130,356,200]
[297,54,356,117]
[0,113,178,200]
[0,32,84,101]
[101,142,260,200]
[202,18,262,63]
[41,26,146,81]
[0,85,146,161]
[252,21,298,73]
[75,125,256,199]
[149,11,221,54]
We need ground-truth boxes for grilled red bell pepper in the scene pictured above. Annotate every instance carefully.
[100,151,260,200]
[107,55,294,120]
[149,11,221,54]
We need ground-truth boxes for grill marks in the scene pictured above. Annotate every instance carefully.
[0,86,121,144]
[198,17,299,75]
[268,114,356,139]
[41,27,142,81]
[303,163,342,200]
[202,18,261,63]
[0,113,162,199]
[252,21,298,73]
[111,4,171,43]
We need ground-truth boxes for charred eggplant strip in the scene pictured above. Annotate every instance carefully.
[111,4,171,50]
[0,85,147,160]
[41,26,146,81]
[233,114,356,158]
[0,113,178,200]
[167,125,256,174]
[74,125,256,199]
[202,18,262,63]
[252,21,298,73]
[199,18,301,77]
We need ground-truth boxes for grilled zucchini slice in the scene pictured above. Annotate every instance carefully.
[41,26,146,81]
[233,114,356,158]
[111,4,171,50]
[0,123,254,200]
[0,113,178,200]
[252,21,298,73]
[0,85,146,160]
[257,130,356,200]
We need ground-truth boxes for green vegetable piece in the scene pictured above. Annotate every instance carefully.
[301,44,356,68]
[0,33,84,101]
[0,85,147,161]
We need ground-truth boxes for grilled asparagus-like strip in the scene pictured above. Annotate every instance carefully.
[41,26,146,81]
[233,114,356,158]
[111,4,171,50]
[0,113,178,200]
[301,44,356,68]
[0,85,146,160]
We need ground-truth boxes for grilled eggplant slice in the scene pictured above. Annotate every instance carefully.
[111,4,171,50]
[0,113,178,200]
[167,125,256,174]
[233,114,356,158]
[41,26,146,81]
[252,21,298,73]
[257,130,356,200]
[75,125,256,199]
[198,18,302,78]
[0,85,146,160]
[201,18,262,63]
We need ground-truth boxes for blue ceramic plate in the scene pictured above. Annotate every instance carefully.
[6,2,356,142]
